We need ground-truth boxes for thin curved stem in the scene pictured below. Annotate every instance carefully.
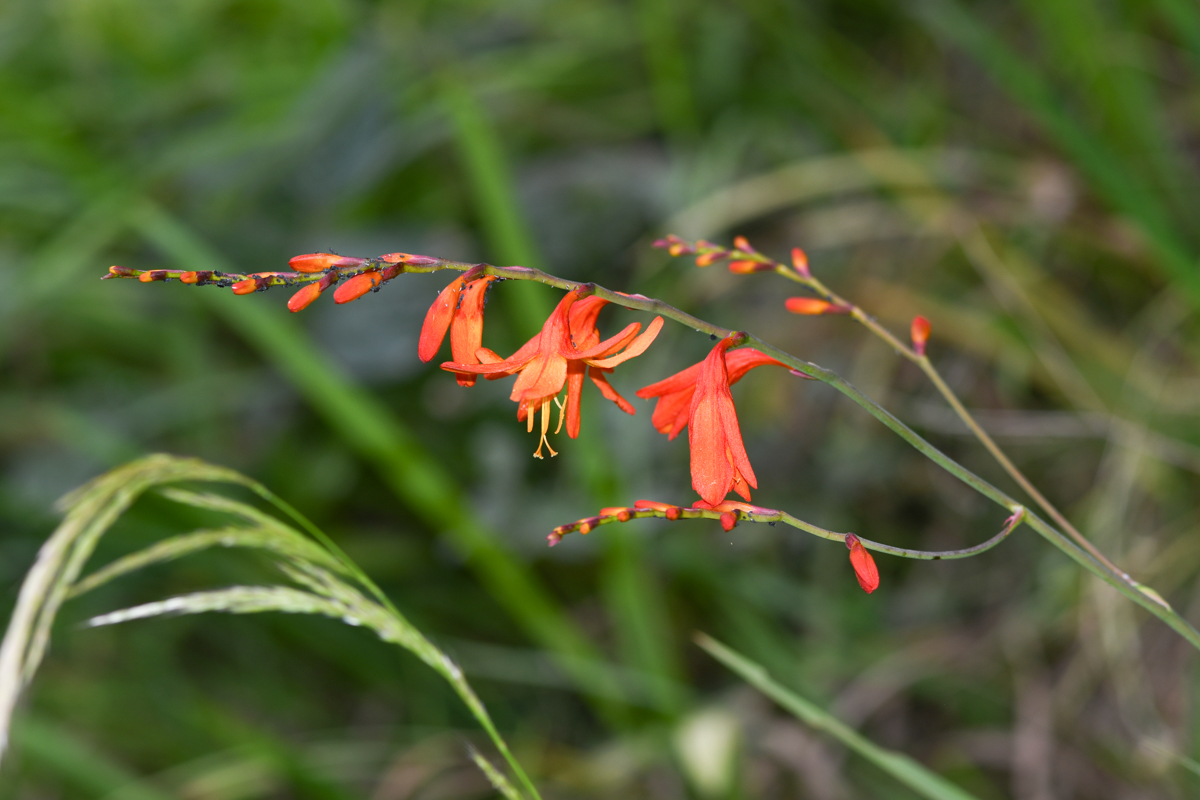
[103,253,1200,652]
[553,503,1027,561]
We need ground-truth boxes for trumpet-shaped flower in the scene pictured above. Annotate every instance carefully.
[443,289,663,457]
[662,335,760,506]
[636,347,785,441]
[418,274,499,386]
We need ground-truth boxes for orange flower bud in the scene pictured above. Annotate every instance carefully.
[845,534,880,594]
[577,516,602,535]
[719,512,738,531]
[333,270,382,304]
[106,266,135,279]
[288,253,367,272]
[791,247,810,277]
[231,278,259,295]
[728,259,770,274]
[179,272,199,284]
[138,270,168,283]
[785,297,834,315]
[733,235,752,252]
[911,316,931,356]
[287,282,323,312]
[600,507,633,522]
[695,251,725,267]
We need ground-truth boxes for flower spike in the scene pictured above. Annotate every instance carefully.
[845,534,880,594]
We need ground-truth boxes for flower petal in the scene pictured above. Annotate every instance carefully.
[588,368,635,415]
[586,316,664,368]
[418,276,466,361]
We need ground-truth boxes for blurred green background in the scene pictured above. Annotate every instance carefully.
[4,0,1200,797]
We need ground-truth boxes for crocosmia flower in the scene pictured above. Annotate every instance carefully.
[442,288,663,458]
[637,347,784,440]
[670,334,759,506]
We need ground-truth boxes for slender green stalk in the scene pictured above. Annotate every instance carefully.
[552,503,1026,560]
[102,252,1200,652]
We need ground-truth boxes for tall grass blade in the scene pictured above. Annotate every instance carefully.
[695,632,980,800]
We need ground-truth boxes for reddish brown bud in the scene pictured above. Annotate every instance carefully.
[845,534,880,594]
[333,271,382,304]
[634,499,682,519]
[791,247,811,278]
[577,516,602,535]
[695,251,726,267]
[911,316,931,356]
[719,512,738,531]
[547,531,564,547]
[138,270,168,283]
[600,507,633,522]
[289,253,366,273]
[287,282,323,312]
[106,266,135,279]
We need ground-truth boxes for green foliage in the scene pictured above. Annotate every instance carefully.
[3,0,1200,797]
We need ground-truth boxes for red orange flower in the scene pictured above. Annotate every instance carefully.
[636,347,785,441]
[652,334,759,506]
[443,288,663,457]
[418,274,499,386]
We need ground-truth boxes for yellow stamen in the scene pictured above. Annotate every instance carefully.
[533,399,558,459]
[554,396,566,435]
[526,401,535,433]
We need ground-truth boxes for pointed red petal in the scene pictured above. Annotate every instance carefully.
[418,276,466,362]
[726,348,786,383]
[572,321,641,360]
[586,316,663,368]
[566,361,585,438]
[450,276,497,385]
[637,361,702,399]
[588,368,635,415]
[568,295,610,350]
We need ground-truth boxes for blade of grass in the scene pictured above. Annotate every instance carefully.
[695,633,981,800]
